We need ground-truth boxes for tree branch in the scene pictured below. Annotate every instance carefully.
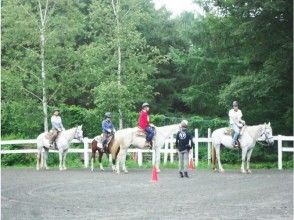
[16,65,40,81]
[17,1,40,28]
[22,87,42,102]
[48,85,60,102]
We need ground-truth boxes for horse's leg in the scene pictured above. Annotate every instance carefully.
[59,150,63,171]
[91,141,97,172]
[122,149,128,173]
[241,147,248,173]
[91,145,96,172]
[44,148,49,170]
[246,148,254,174]
[155,147,161,173]
[116,149,123,174]
[36,147,42,171]
[111,147,119,172]
[215,144,224,172]
[62,149,68,170]
[98,151,104,171]
[211,144,217,171]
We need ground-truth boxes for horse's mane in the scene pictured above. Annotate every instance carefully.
[245,124,263,140]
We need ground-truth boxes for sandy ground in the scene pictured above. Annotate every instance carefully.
[1,168,293,220]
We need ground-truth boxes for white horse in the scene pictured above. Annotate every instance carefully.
[211,122,274,173]
[111,124,180,174]
[36,125,83,171]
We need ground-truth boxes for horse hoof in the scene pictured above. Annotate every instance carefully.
[220,169,225,173]
[59,168,63,171]
[63,167,67,170]
[123,170,128,174]
[100,168,105,171]
[36,167,40,171]
[246,169,252,174]
[241,169,246,174]
[45,167,49,170]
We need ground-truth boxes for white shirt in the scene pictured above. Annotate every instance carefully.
[51,115,64,131]
[228,109,243,125]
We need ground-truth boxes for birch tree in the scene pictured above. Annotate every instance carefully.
[111,0,123,129]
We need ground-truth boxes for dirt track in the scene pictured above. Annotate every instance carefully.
[1,168,293,220]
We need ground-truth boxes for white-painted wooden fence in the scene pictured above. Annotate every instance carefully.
[0,129,293,169]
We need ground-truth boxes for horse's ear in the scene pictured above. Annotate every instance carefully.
[80,125,83,129]
[268,122,271,127]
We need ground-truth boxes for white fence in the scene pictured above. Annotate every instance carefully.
[0,129,293,169]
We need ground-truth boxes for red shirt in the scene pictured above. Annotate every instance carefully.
[138,110,149,129]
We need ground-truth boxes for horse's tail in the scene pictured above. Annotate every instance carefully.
[211,143,217,170]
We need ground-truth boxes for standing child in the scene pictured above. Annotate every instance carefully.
[176,120,194,178]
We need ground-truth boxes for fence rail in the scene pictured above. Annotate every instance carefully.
[1,129,293,169]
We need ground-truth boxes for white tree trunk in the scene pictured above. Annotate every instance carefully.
[40,29,48,132]
[112,0,123,129]
[38,0,50,132]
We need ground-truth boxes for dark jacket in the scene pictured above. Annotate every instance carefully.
[102,119,114,133]
[176,128,194,152]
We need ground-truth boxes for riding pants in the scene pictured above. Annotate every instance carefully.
[230,123,240,144]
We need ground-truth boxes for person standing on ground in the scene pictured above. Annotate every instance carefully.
[176,120,194,178]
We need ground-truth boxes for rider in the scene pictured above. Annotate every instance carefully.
[138,102,154,148]
[176,120,194,178]
[101,112,116,152]
[229,101,245,147]
[50,109,65,149]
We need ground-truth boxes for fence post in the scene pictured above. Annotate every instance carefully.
[278,135,282,170]
[138,149,143,167]
[194,129,199,167]
[170,138,174,163]
[83,137,89,168]
[207,128,211,166]
[164,140,168,164]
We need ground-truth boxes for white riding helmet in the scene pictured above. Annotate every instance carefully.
[181,120,188,127]
[142,102,150,108]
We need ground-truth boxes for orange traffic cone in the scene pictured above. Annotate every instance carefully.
[189,158,195,170]
[151,166,158,183]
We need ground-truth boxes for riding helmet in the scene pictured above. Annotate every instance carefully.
[181,120,188,127]
[105,112,112,118]
[142,102,150,108]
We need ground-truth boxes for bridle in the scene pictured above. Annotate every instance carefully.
[257,125,273,146]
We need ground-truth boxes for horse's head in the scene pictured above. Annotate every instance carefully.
[75,125,84,142]
[260,122,274,146]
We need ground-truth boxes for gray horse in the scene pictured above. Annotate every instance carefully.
[36,125,83,171]
[211,123,274,173]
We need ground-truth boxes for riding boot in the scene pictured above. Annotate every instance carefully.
[184,171,189,178]
[179,171,184,178]
[144,141,151,149]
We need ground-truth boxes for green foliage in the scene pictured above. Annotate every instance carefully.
[1,0,292,168]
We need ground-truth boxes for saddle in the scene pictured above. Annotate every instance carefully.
[224,128,233,136]
[224,126,247,136]
[95,134,113,153]
[136,128,147,137]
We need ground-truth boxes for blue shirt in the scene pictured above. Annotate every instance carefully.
[102,119,114,133]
